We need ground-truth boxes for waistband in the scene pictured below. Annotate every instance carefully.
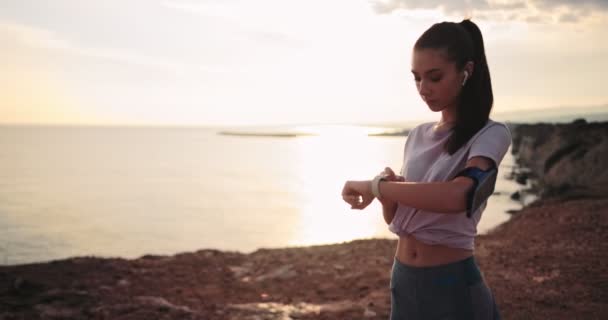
[392,256,482,285]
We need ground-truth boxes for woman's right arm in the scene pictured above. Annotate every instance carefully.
[382,201,398,225]
[378,167,403,224]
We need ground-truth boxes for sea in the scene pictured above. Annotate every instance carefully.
[1,107,606,265]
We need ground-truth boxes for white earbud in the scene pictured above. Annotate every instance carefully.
[462,71,469,86]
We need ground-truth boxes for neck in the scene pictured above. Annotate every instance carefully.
[440,96,461,125]
[440,108,457,125]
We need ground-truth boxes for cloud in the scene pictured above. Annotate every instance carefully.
[0,21,242,74]
[369,0,608,24]
[533,0,608,10]
[0,21,71,50]
[559,12,580,23]
[370,0,524,15]
[161,1,295,45]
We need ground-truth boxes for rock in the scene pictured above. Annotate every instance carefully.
[510,191,521,201]
[255,265,297,282]
[333,264,345,270]
[141,254,166,260]
[11,277,45,294]
[572,118,587,125]
[99,285,112,291]
[515,172,529,185]
[510,120,608,199]
[363,307,377,317]
[228,266,250,278]
[34,304,78,318]
[134,296,193,313]
[117,279,130,287]
[228,302,322,319]
[13,277,24,291]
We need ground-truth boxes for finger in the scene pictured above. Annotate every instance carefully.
[341,182,353,197]
[352,196,365,209]
[385,167,395,176]
[342,197,351,205]
[354,202,369,210]
[352,197,372,210]
[342,190,357,198]
[342,195,356,205]
[383,170,395,179]
[346,195,361,206]
[341,184,348,197]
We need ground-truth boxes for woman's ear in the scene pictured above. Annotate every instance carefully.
[462,61,474,86]
[464,61,474,78]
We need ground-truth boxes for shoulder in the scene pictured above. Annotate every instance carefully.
[478,119,512,141]
[486,119,510,132]
[409,121,435,137]
[466,119,513,166]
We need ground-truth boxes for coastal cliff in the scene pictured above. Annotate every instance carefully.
[1,120,607,319]
[508,119,608,199]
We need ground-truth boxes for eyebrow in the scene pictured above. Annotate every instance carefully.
[411,68,441,75]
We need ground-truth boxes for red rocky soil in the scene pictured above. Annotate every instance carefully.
[1,196,606,319]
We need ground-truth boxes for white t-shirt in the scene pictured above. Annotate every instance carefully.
[388,119,512,250]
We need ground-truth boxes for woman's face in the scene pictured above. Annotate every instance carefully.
[411,48,465,113]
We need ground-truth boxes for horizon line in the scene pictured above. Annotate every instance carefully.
[1,103,606,129]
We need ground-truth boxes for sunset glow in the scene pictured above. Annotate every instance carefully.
[1,0,606,127]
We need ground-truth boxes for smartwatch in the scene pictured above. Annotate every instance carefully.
[371,174,387,199]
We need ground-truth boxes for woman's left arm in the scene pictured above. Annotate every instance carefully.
[379,179,474,213]
[343,156,495,213]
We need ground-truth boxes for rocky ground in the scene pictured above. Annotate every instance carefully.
[1,120,606,319]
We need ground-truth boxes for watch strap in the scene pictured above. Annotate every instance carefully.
[371,174,387,199]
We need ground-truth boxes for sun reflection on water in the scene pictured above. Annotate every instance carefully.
[286,125,405,247]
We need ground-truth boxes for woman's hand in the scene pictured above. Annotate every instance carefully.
[377,167,405,207]
[341,167,405,210]
[341,180,374,210]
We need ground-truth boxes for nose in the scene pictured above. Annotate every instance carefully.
[418,80,431,98]
[417,81,431,101]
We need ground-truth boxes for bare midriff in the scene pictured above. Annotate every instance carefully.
[396,234,473,267]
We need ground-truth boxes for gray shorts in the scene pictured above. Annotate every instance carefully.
[390,256,501,320]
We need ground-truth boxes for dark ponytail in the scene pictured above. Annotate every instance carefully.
[414,19,493,155]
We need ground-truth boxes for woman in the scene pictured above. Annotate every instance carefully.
[341,19,510,319]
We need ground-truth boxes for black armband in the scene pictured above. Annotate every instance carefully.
[454,166,498,218]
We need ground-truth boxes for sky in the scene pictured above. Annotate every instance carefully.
[1,0,607,127]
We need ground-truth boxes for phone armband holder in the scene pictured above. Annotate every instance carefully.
[454,166,498,218]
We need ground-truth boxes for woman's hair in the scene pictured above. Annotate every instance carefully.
[414,19,493,155]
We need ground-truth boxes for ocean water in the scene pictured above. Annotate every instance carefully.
[2,108,605,266]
